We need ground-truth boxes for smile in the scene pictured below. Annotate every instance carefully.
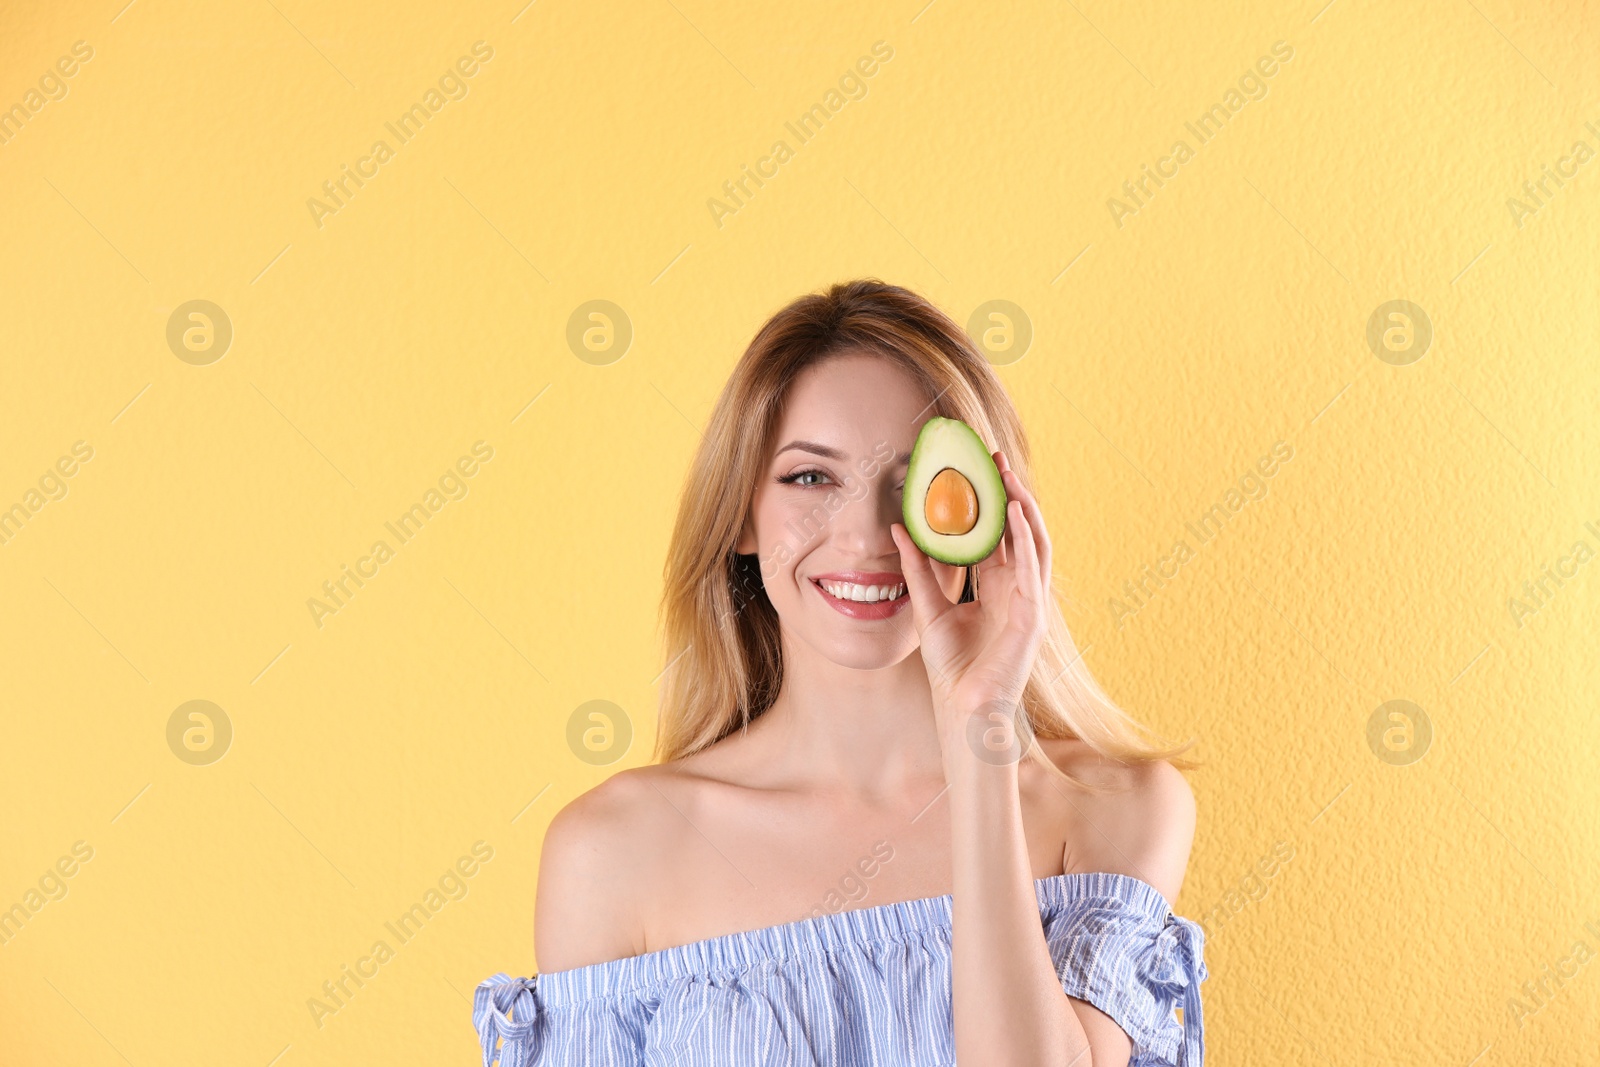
[810,577,910,620]
[817,579,906,602]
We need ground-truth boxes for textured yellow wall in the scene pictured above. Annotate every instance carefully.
[2,0,1596,1063]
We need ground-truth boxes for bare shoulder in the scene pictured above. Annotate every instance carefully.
[1028,737,1197,908]
[533,763,690,973]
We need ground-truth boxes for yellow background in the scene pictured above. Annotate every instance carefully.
[2,0,1597,1063]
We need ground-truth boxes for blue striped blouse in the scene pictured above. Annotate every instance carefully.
[474,870,1206,1066]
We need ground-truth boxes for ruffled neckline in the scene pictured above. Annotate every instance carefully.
[525,870,1174,1007]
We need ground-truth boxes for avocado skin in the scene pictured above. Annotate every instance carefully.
[902,416,1007,566]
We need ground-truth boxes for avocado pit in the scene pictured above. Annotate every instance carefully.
[925,467,978,536]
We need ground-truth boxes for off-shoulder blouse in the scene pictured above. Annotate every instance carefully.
[474,870,1207,1066]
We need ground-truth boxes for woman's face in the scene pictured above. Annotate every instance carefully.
[736,351,967,670]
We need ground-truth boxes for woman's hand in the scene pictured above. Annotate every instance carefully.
[890,450,1054,766]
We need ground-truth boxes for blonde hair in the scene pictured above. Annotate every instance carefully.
[653,279,1198,791]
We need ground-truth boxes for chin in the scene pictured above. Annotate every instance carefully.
[811,629,916,672]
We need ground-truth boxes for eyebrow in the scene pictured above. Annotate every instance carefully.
[775,439,912,464]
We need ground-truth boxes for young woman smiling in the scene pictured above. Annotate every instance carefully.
[475,280,1207,1066]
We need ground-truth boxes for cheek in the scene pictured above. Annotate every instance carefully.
[763,496,826,560]
[748,497,803,586]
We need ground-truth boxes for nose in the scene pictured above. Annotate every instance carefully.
[829,470,900,558]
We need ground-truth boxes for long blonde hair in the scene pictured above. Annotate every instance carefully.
[653,279,1197,790]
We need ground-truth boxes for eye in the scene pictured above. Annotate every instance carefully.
[776,468,830,488]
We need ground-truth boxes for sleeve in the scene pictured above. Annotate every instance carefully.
[474,974,543,1067]
[1042,898,1209,1066]
[472,973,646,1067]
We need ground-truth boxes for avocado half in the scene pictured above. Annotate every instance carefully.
[902,416,1007,566]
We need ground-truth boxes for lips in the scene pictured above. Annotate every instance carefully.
[810,571,907,586]
[808,571,910,620]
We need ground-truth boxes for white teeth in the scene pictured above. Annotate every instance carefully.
[819,580,906,603]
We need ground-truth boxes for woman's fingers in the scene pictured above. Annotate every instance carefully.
[995,451,1052,586]
[890,522,954,628]
[1008,498,1042,614]
[1004,497,1046,657]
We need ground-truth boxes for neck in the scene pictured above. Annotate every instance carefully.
[744,636,947,800]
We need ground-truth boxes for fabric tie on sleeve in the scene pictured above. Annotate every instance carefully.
[1146,917,1207,1067]
[473,973,540,1067]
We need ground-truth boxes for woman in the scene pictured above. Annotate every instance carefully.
[475,279,1207,1066]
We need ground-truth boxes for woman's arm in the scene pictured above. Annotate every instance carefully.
[947,738,1089,1066]
[947,738,1197,1066]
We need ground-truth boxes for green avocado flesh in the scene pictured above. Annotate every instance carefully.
[902,416,1006,566]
